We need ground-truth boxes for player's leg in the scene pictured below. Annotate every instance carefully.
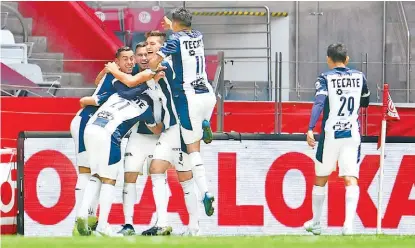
[118,133,157,236]
[76,125,103,236]
[339,140,361,235]
[176,152,199,236]
[201,93,217,144]
[304,136,338,235]
[182,93,215,216]
[141,128,178,236]
[94,138,123,237]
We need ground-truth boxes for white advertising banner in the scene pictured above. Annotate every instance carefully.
[21,138,415,236]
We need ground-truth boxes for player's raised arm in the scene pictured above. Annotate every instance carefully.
[149,37,180,70]
[307,75,328,148]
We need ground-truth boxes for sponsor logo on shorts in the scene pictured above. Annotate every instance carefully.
[125,152,133,157]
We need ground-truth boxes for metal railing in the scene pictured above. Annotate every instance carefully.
[180,5,272,100]
[396,1,411,103]
[0,3,28,42]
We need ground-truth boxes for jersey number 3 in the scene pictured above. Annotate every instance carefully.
[338,96,355,116]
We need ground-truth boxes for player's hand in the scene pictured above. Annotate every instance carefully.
[161,16,172,31]
[154,71,165,82]
[156,63,167,72]
[105,62,119,73]
[306,130,316,148]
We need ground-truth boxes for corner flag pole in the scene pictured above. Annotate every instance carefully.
[376,83,388,235]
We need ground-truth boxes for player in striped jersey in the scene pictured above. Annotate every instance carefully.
[70,55,120,235]
[304,44,370,235]
[147,8,216,221]
[75,46,164,237]
[106,31,202,236]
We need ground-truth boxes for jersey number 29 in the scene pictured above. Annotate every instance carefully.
[338,96,354,116]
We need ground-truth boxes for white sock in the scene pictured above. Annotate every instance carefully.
[312,185,326,224]
[151,173,168,227]
[181,178,199,230]
[190,152,209,195]
[78,176,101,218]
[75,173,90,218]
[344,185,359,228]
[89,182,101,217]
[123,183,136,225]
[97,183,115,230]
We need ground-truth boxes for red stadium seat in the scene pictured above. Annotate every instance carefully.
[93,8,122,32]
[205,55,218,81]
[123,7,165,33]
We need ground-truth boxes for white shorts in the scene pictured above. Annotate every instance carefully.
[124,132,159,174]
[315,137,361,178]
[70,115,89,168]
[153,124,181,164]
[174,151,192,172]
[83,125,121,180]
[176,92,216,145]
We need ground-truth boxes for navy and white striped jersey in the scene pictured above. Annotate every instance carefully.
[311,67,370,140]
[76,73,117,119]
[157,30,214,95]
[135,59,179,134]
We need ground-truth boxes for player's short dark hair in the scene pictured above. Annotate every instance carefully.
[172,7,192,27]
[115,46,132,58]
[145,30,167,43]
[135,42,147,51]
[327,43,348,63]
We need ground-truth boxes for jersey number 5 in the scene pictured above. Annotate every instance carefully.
[338,96,354,116]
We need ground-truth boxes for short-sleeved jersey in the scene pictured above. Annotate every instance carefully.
[87,92,155,145]
[316,67,369,140]
[76,73,117,119]
[157,30,214,95]
[135,59,179,134]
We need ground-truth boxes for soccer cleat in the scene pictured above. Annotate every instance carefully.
[76,217,91,236]
[93,225,123,237]
[88,216,98,231]
[202,192,215,216]
[72,222,80,236]
[141,226,172,236]
[304,220,322,235]
[202,120,213,144]
[117,224,136,236]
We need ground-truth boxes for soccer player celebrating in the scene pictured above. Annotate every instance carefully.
[148,7,216,219]
[304,43,370,235]
[76,46,163,236]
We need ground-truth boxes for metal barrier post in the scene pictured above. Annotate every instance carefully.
[216,51,225,132]
[274,52,278,133]
[278,52,283,134]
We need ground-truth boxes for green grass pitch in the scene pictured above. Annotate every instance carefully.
[2,235,415,248]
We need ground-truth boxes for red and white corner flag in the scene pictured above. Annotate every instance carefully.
[376,83,400,235]
[377,84,400,150]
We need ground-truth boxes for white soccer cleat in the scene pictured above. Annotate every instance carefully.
[93,224,123,237]
[304,220,322,235]
[342,226,354,235]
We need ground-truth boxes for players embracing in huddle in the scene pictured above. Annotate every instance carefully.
[71,7,216,237]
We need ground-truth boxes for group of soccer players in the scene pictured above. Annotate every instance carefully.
[70,8,216,237]
[69,7,371,237]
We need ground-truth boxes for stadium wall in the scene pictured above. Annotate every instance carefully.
[2,132,414,236]
[2,97,415,150]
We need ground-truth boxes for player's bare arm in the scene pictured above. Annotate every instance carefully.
[106,62,166,87]
[94,68,107,86]
[79,96,99,108]
[147,123,164,135]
